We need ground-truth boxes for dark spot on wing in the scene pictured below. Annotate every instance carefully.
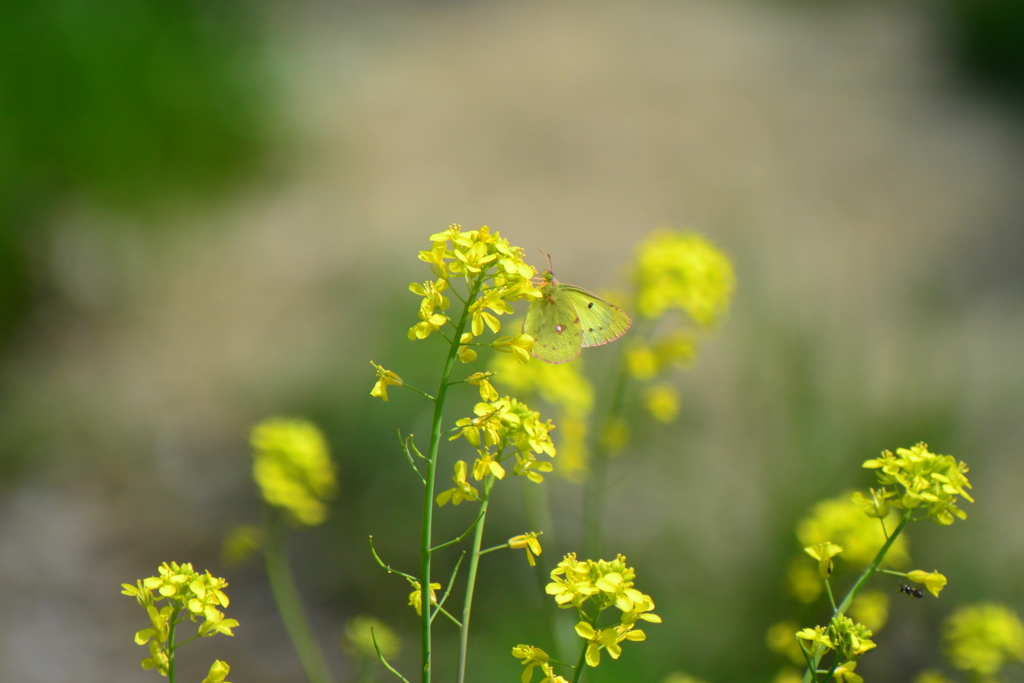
[588,328,594,332]
[588,302,594,308]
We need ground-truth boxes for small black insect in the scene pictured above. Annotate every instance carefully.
[899,584,924,598]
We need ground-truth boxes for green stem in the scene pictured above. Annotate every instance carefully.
[801,508,912,683]
[456,476,495,683]
[167,606,179,683]
[262,505,333,683]
[421,276,482,683]
[264,505,334,683]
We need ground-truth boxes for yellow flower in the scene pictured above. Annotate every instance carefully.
[467,371,499,402]
[201,660,231,683]
[406,579,442,616]
[250,418,337,526]
[804,541,844,578]
[944,603,1024,677]
[863,443,973,525]
[490,351,593,478]
[632,230,734,326]
[508,532,543,566]
[472,452,506,481]
[436,461,479,506]
[906,569,948,597]
[511,644,551,683]
[370,361,404,401]
[493,334,534,364]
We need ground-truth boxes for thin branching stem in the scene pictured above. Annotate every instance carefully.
[420,274,483,683]
[456,475,495,683]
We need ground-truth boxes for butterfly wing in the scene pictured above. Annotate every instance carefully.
[561,286,632,348]
[523,290,584,364]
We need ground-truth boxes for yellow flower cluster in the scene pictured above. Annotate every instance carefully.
[863,443,974,525]
[490,351,593,477]
[796,615,875,680]
[943,603,1024,678]
[121,562,238,677]
[250,418,337,526]
[410,225,539,350]
[440,396,556,504]
[545,554,661,667]
[632,230,734,326]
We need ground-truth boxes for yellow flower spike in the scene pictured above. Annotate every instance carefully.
[251,418,337,526]
[508,532,543,566]
[907,570,948,597]
[436,460,479,507]
[493,334,534,364]
[366,360,401,403]
[645,384,680,423]
[405,579,442,616]
[804,542,844,578]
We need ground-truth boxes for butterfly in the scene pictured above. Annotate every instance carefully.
[523,270,632,364]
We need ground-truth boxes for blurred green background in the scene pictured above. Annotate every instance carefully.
[0,0,1022,682]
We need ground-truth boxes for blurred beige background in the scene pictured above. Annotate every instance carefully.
[0,1,1022,681]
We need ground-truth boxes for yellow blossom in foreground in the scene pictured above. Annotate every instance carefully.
[944,603,1024,677]
[201,660,231,683]
[251,418,337,526]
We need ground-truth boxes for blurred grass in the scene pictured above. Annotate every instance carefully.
[0,0,270,348]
